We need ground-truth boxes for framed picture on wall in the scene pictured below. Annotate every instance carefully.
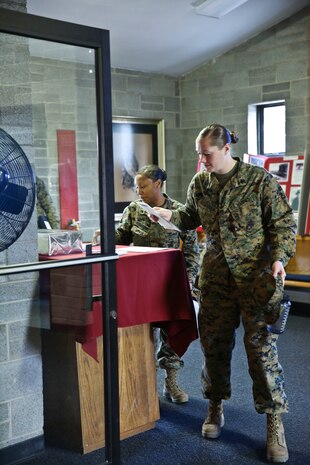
[112,116,165,213]
[268,162,290,182]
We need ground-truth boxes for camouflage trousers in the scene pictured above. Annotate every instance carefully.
[198,273,288,415]
[153,327,184,370]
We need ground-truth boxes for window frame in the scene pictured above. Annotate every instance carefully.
[257,101,286,155]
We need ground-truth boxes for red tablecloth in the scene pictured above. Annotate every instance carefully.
[41,246,198,360]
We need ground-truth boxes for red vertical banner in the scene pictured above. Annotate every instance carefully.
[57,130,79,229]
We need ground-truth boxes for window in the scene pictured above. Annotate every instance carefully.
[247,100,286,155]
[257,103,286,154]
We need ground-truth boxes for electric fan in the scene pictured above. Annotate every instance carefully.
[0,128,36,252]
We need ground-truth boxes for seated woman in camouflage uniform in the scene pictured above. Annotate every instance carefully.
[115,165,200,404]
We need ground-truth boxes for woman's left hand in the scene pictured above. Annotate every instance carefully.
[272,260,286,285]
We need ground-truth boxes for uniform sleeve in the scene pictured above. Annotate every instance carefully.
[180,228,200,287]
[115,205,134,245]
[36,177,60,229]
[262,174,297,266]
[171,177,202,230]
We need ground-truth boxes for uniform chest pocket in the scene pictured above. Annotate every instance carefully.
[228,198,262,235]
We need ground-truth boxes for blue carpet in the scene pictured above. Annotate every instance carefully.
[121,311,310,465]
[20,312,310,465]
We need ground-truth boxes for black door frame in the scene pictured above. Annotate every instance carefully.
[0,8,120,465]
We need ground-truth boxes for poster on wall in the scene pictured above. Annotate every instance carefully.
[289,186,302,213]
[112,117,165,214]
[267,162,290,182]
[247,155,265,167]
[245,153,306,232]
[291,159,304,185]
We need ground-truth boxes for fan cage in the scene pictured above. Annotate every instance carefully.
[0,128,36,252]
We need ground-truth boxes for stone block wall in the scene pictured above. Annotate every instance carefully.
[179,7,310,193]
[0,0,43,451]
[31,55,99,241]
[111,69,183,199]
[109,8,310,202]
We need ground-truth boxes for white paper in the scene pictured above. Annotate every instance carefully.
[115,248,129,255]
[117,246,168,253]
[81,246,166,255]
[137,201,181,232]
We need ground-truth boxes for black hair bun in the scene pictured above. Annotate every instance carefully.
[230,131,239,144]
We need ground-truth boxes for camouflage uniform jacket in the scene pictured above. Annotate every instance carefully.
[36,177,60,229]
[115,194,200,286]
[170,159,297,289]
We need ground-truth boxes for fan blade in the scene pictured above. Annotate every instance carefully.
[0,183,28,214]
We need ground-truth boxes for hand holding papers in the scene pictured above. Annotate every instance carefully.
[138,201,181,232]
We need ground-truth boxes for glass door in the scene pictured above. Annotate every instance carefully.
[0,8,120,465]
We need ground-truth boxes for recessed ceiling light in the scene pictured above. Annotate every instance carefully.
[192,0,249,19]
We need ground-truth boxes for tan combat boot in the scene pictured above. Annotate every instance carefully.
[267,414,289,463]
[163,368,189,403]
[202,401,224,439]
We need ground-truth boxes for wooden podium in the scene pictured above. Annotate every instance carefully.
[42,324,160,453]
[40,247,197,454]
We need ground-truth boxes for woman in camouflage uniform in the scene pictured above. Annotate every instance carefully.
[115,165,200,404]
[36,176,60,229]
[152,124,296,463]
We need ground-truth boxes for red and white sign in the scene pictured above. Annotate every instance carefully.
[245,154,304,225]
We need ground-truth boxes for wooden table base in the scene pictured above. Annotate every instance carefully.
[42,323,160,453]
